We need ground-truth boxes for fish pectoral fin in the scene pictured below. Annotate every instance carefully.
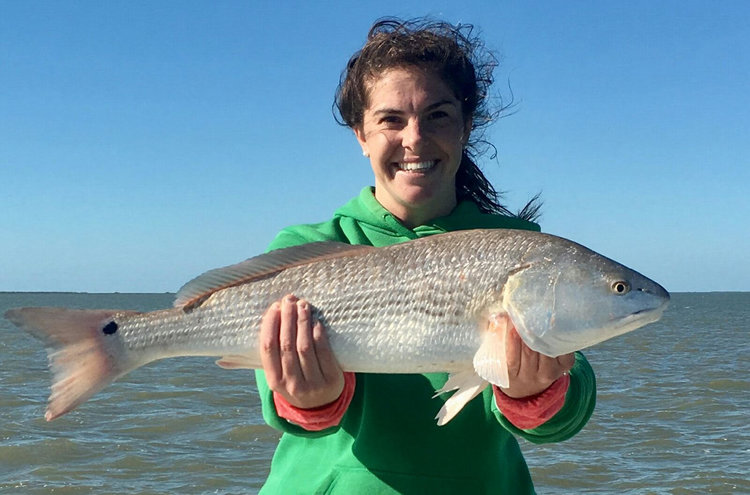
[473,312,512,389]
[434,371,488,426]
[215,355,257,369]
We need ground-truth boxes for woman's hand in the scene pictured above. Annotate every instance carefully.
[260,294,345,409]
[499,325,575,399]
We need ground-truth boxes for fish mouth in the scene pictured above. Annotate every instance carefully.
[606,301,669,341]
[625,303,668,323]
[628,290,670,319]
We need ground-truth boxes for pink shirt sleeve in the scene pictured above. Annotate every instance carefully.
[274,371,569,431]
[493,374,570,429]
[272,372,356,431]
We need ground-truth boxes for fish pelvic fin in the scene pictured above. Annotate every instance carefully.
[4,307,137,421]
[472,312,512,389]
[215,354,257,369]
[434,370,488,426]
[432,313,515,425]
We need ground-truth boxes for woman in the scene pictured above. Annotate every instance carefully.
[255,18,596,494]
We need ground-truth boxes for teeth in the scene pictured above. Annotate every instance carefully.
[399,161,436,171]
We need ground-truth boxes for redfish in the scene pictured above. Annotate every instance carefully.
[5,229,669,425]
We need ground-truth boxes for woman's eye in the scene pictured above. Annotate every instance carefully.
[379,116,403,126]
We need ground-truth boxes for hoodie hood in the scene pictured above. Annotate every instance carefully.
[268,187,540,251]
[331,187,540,246]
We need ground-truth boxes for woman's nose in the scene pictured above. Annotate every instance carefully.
[400,118,425,150]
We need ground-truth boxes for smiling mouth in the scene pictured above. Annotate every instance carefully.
[396,160,438,172]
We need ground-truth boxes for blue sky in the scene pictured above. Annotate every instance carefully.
[2,1,748,293]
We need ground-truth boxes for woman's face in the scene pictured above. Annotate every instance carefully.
[354,67,470,227]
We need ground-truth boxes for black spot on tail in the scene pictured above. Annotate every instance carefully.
[102,321,118,335]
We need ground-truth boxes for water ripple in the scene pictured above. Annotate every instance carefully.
[2,292,748,494]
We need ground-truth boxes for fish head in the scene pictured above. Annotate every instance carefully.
[501,237,670,357]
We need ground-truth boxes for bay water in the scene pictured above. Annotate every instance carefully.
[1,292,748,494]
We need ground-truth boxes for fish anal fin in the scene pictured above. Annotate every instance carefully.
[215,354,257,370]
[434,370,488,426]
[473,312,512,389]
[175,242,375,309]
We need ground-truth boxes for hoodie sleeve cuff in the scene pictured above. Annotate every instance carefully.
[272,372,356,431]
[493,374,570,430]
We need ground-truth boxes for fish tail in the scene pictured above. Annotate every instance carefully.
[5,307,137,421]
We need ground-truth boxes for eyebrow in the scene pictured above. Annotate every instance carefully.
[371,99,457,116]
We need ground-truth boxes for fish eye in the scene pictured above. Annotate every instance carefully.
[611,281,630,295]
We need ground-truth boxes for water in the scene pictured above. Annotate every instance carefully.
[1,292,748,494]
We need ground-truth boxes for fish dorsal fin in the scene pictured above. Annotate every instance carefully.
[174,242,375,309]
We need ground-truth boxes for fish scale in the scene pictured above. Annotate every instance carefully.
[4,228,670,423]
[117,231,511,373]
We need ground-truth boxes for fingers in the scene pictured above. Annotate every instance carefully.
[260,300,283,386]
[260,294,306,390]
[279,295,303,381]
[297,299,344,389]
[295,299,324,383]
[536,353,569,383]
[259,294,345,408]
[314,318,343,384]
[557,352,576,373]
[502,325,575,398]
[505,326,528,379]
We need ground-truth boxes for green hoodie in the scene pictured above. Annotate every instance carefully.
[255,187,596,494]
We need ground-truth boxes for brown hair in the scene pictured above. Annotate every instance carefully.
[334,17,540,220]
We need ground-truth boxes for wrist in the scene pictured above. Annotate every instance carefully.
[273,372,356,431]
[494,374,570,429]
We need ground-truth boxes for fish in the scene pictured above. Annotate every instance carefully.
[4,228,670,425]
